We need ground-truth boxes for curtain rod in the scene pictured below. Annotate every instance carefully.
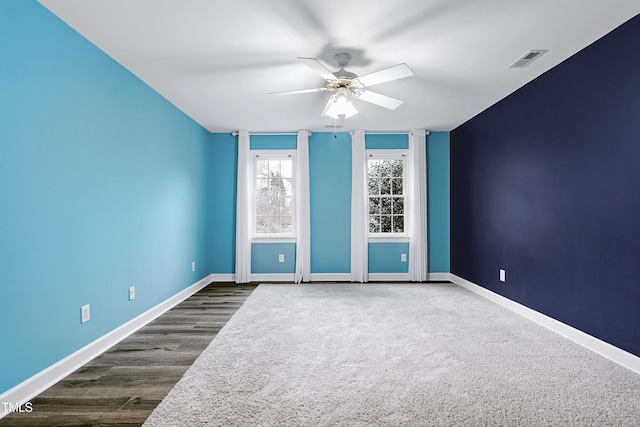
[349,130,431,136]
[231,131,312,136]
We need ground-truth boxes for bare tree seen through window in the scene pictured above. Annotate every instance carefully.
[367,158,404,233]
[255,158,293,234]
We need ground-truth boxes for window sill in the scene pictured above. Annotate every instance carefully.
[368,235,409,243]
[252,236,297,243]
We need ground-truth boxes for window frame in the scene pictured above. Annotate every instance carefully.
[251,150,297,242]
[366,149,409,242]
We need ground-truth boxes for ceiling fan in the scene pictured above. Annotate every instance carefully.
[270,53,414,119]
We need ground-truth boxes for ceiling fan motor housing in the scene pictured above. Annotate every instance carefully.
[332,52,358,79]
[326,52,360,91]
[333,53,351,68]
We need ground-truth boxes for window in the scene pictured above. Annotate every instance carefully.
[254,155,294,235]
[367,154,405,234]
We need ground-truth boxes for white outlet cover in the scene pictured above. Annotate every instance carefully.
[499,269,506,282]
[278,254,285,263]
[401,254,407,262]
[129,286,135,300]
[81,304,90,323]
[192,261,196,272]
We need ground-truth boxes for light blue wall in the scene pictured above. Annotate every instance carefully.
[365,133,409,149]
[251,134,297,150]
[427,132,450,272]
[209,131,450,276]
[252,243,296,273]
[369,242,410,273]
[209,133,237,274]
[0,1,212,394]
[309,132,353,273]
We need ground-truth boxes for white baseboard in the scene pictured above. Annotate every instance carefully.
[308,272,449,283]
[368,273,411,281]
[449,273,640,375]
[0,274,215,419]
[210,274,235,282]
[250,273,295,282]
[310,273,351,282]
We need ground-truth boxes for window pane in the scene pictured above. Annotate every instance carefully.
[382,160,393,176]
[393,215,404,233]
[256,160,268,176]
[256,216,268,234]
[381,216,392,233]
[368,178,379,195]
[369,197,381,214]
[255,197,271,216]
[381,198,392,214]
[256,178,269,195]
[369,215,380,233]
[284,178,293,197]
[391,178,403,195]
[380,177,391,195]
[269,176,283,194]
[368,160,381,177]
[280,196,292,213]
[273,199,282,216]
[269,217,281,233]
[392,197,404,215]
[281,160,292,178]
[391,160,403,177]
[280,216,293,233]
[268,160,280,177]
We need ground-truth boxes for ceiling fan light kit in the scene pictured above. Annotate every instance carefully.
[271,52,414,120]
[322,87,359,119]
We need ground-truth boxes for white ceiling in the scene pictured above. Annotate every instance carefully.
[38,0,640,133]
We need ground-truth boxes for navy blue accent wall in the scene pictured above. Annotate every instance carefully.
[451,15,640,356]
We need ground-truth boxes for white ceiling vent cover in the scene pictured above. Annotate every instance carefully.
[509,50,548,68]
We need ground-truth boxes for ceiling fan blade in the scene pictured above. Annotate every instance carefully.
[269,87,328,95]
[358,90,404,110]
[298,57,337,81]
[356,63,413,87]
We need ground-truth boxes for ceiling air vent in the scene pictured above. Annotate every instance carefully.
[509,50,548,68]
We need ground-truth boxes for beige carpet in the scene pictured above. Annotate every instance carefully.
[143,283,640,426]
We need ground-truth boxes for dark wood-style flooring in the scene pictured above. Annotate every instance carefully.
[0,283,256,427]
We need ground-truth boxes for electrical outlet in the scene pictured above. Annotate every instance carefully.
[278,254,285,263]
[192,261,196,272]
[81,304,90,323]
[401,253,407,262]
[499,269,506,283]
[129,286,135,301]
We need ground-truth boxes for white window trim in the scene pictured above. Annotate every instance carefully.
[252,236,297,244]
[369,235,410,243]
[251,150,297,241]
[366,149,409,240]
